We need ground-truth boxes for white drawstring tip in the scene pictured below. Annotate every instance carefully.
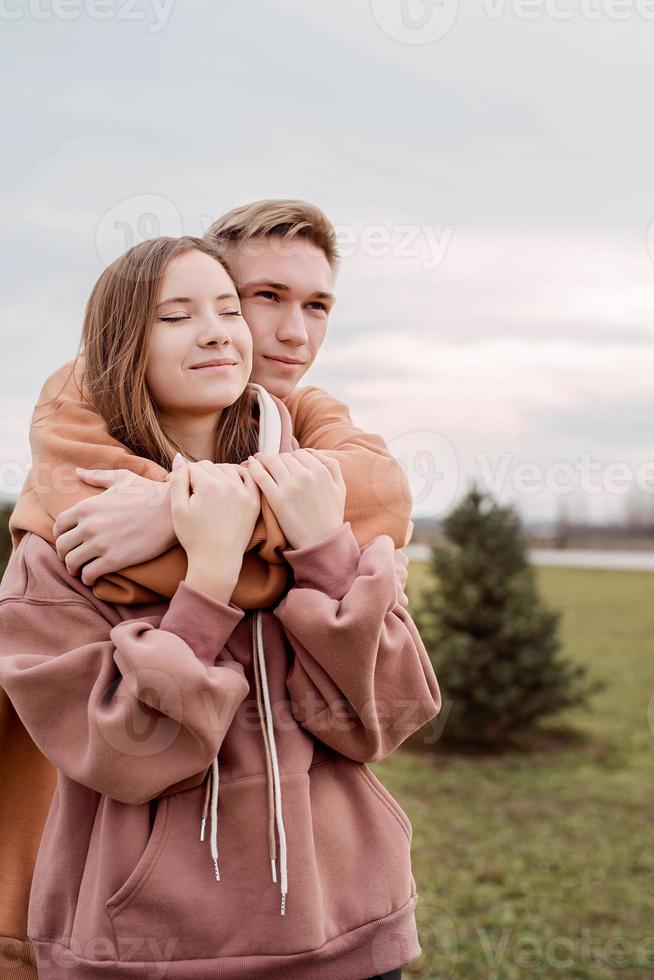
[280,891,286,915]
[200,817,206,842]
[213,857,221,882]
[271,857,277,883]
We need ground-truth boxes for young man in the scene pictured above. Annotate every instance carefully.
[1,200,414,978]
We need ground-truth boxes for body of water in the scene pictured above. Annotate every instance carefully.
[405,543,654,572]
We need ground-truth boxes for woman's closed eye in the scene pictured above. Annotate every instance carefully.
[159,309,242,323]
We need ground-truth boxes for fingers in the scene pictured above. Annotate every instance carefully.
[289,449,346,490]
[250,453,293,484]
[195,459,246,487]
[54,524,85,561]
[246,456,281,501]
[52,508,79,538]
[315,453,346,490]
[80,559,106,587]
[169,454,190,512]
[75,467,124,488]
[62,541,98,577]
[238,464,262,502]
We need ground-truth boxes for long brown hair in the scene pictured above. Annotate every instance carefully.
[80,236,259,468]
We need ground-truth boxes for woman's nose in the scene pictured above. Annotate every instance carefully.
[197,313,231,345]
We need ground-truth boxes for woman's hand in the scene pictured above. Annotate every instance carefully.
[245,449,346,551]
[170,455,261,602]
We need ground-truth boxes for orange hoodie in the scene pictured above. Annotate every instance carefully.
[0,357,414,978]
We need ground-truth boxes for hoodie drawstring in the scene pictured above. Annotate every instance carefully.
[198,383,288,914]
[199,610,288,915]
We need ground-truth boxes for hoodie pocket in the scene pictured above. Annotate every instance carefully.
[357,764,413,843]
[105,796,170,915]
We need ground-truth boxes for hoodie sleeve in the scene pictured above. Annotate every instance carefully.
[0,577,249,806]
[272,522,442,763]
[9,358,178,604]
[282,386,414,549]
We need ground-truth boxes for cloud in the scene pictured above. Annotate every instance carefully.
[1,1,653,523]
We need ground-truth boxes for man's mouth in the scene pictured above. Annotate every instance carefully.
[264,356,306,368]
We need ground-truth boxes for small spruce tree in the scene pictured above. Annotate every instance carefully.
[415,483,603,746]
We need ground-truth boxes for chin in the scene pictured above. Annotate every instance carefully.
[262,378,296,399]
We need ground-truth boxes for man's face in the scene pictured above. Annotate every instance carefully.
[224,234,336,399]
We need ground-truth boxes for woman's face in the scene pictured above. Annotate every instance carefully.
[145,249,253,419]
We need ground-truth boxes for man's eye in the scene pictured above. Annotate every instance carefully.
[159,316,189,323]
[256,291,278,301]
[307,302,327,312]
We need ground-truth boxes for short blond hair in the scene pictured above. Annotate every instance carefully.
[205,198,339,272]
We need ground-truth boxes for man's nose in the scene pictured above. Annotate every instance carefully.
[277,305,309,345]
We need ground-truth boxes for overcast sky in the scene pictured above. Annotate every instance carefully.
[2,0,653,525]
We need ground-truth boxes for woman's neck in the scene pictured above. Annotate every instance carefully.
[159,410,223,462]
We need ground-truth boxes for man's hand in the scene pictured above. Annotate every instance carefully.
[245,449,346,551]
[53,468,177,586]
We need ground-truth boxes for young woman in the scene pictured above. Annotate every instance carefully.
[0,236,441,980]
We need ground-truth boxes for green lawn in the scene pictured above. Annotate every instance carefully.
[372,563,654,979]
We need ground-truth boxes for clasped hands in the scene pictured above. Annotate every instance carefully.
[53,450,346,587]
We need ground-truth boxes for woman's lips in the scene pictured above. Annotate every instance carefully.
[191,363,237,372]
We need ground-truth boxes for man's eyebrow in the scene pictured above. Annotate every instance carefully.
[241,280,335,303]
[157,293,239,307]
[240,280,290,293]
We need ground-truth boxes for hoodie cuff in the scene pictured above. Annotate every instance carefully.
[282,522,361,601]
[158,580,245,666]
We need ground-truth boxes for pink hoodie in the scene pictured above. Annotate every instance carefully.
[0,388,441,979]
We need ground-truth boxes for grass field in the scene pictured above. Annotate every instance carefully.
[371,562,654,980]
